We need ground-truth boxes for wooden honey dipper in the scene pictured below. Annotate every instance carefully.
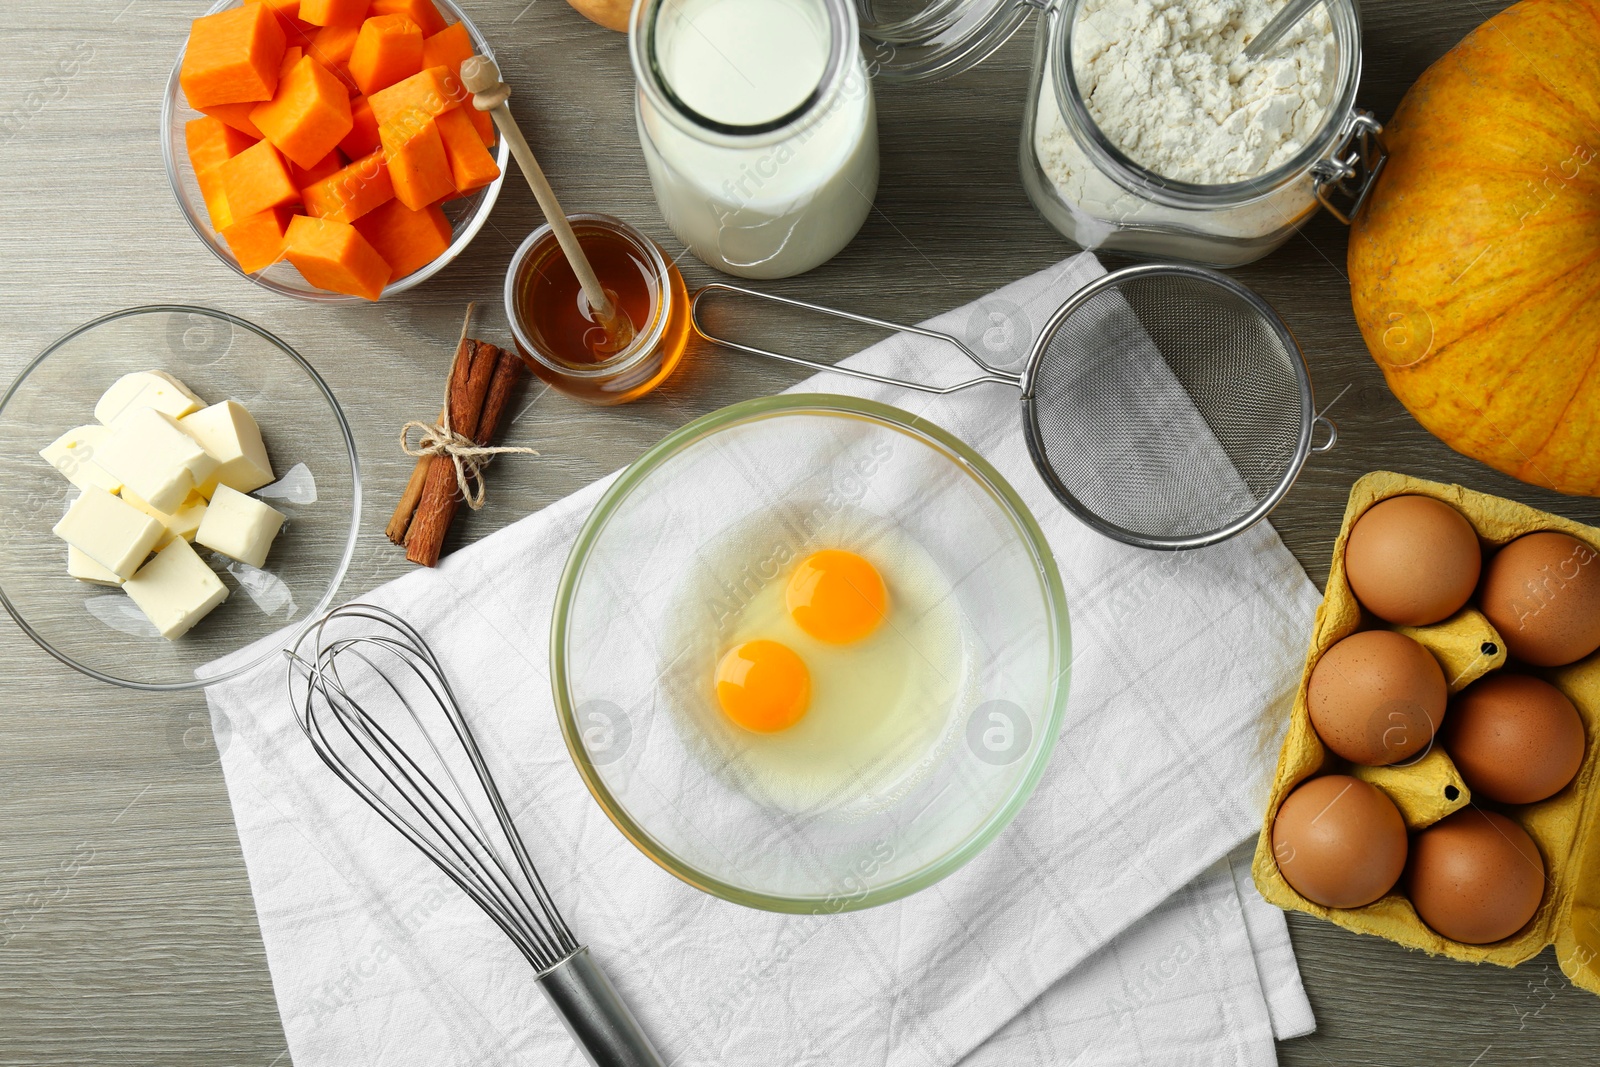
[461,56,634,352]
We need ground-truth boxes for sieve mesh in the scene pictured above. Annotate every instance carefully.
[1022,270,1309,548]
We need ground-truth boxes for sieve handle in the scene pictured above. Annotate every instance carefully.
[1312,414,1338,454]
[690,283,1020,395]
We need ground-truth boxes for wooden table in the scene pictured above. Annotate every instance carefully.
[3,1,1596,1063]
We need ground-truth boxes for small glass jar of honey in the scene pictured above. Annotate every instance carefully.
[505,213,690,406]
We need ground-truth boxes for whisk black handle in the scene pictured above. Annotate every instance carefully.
[539,947,666,1067]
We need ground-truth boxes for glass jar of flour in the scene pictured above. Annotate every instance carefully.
[863,0,1383,267]
[629,0,878,280]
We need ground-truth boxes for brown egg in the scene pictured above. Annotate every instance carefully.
[1406,808,1545,944]
[1272,775,1408,908]
[1480,532,1600,667]
[1344,495,1482,625]
[1441,674,1585,804]
[1307,630,1448,765]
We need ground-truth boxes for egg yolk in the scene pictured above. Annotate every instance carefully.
[715,640,810,733]
[785,549,888,644]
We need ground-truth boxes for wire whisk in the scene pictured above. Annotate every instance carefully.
[287,603,665,1067]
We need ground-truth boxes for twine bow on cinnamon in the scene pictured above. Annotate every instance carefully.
[387,305,532,567]
[399,411,535,511]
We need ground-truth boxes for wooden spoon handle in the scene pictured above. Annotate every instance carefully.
[460,56,616,323]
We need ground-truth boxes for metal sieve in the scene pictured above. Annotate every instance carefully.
[690,263,1336,551]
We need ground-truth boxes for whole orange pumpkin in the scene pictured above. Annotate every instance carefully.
[1349,0,1600,497]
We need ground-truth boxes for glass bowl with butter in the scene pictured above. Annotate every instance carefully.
[0,306,360,690]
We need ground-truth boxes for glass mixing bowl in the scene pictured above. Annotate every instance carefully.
[0,306,360,690]
[552,394,1070,912]
[161,0,509,303]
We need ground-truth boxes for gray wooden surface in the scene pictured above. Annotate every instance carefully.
[3,1,1598,1064]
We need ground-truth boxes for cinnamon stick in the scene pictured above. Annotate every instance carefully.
[476,347,523,454]
[386,422,440,544]
[404,343,523,567]
[404,340,494,553]
[387,307,476,544]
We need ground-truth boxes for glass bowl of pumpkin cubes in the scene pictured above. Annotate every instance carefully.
[0,306,360,690]
[162,0,509,302]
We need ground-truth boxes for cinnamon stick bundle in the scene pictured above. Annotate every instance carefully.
[385,331,474,545]
[388,338,525,567]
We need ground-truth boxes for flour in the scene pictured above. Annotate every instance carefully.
[1073,0,1335,183]
[1029,0,1342,253]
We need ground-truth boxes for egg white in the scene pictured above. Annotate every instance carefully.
[661,504,971,816]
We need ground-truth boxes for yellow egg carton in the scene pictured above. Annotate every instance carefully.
[1252,471,1600,989]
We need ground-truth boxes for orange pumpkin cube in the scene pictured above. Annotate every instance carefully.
[181,4,287,110]
[199,101,266,140]
[340,95,382,158]
[195,165,235,231]
[251,55,354,170]
[221,205,296,273]
[299,0,371,26]
[369,0,446,36]
[380,117,455,210]
[186,115,257,175]
[278,44,304,78]
[368,66,456,131]
[262,0,316,40]
[349,14,424,96]
[219,139,300,218]
[354,199,452,280]
[284,215,392,300]
[419,21,466,69]
[307,22,362,90]
[422,23,495,147]
[434,105,499,195]
[302,149,394,222]
[291,147,346,187]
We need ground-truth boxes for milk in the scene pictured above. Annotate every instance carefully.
[634,0,878,279]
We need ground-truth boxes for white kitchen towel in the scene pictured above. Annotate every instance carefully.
[202,252,1320,1067]
[964,846,1310,1067]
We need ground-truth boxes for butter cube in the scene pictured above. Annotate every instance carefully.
[95,370,203,425]
[52,487,164,580]
[195,485,285,568]
[164,496,209,545]
[123,539,229,640]
[68,546,124,587]
[40,424,121,493]
[96,408,220,514]
[121,490,209,550]
[179,401,274,495]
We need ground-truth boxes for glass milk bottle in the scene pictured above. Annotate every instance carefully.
[629,0,878,279]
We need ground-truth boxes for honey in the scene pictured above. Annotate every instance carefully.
[506,214,690,406]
